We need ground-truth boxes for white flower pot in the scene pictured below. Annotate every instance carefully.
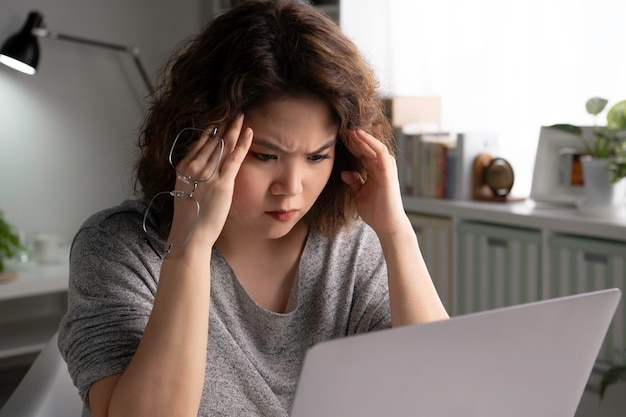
[580,157,626,210]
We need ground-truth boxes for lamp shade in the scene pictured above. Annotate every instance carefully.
[0,10,153,93]
[0,11,43,75]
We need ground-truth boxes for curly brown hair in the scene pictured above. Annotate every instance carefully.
[135,0,393,236]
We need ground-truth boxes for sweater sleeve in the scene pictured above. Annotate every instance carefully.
[345,222,392,335]
[57,211,161,406]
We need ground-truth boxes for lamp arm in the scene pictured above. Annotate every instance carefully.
[32,27,154,94]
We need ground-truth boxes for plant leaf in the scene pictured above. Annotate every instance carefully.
[0,211,24,272]
[607,100,626,129]
[586,97,608,116]
[549,124,593,154]
[608,140,626,182]
[548,124,583,136]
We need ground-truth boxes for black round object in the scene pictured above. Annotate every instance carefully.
[484,157,514,197]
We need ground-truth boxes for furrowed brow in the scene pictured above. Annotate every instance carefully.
[310,139,337,154]
[252,138,336,154]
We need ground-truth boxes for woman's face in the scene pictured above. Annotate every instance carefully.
[226,95,338,240]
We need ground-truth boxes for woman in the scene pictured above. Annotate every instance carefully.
[58,1,448,416]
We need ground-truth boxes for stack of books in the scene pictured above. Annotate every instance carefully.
[396,129,499,201]
[397,131,456,199]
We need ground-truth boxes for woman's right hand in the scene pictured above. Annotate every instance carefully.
[88,120,251,416]
[168,114,253,252]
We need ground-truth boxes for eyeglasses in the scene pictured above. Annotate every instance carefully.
[142,127,224,254]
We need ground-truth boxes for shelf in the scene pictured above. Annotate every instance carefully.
[402,197,626,242]
[0,259,69,302]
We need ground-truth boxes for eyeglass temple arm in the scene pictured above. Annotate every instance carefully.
[32,27,154,95]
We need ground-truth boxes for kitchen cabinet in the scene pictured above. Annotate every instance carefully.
[403,197,626,366]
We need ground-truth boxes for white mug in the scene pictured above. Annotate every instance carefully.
[34,234,62,264]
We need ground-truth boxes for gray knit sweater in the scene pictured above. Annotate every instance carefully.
[58,199,391,417]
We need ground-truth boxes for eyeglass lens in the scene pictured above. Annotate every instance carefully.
[169,127,224,182]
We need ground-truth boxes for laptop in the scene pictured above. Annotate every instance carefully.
[290,288,621,417]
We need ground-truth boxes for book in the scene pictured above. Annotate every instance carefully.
[395,127,417,196]
[416,133,455,199]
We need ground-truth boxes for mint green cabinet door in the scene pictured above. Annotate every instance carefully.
[407,213,453,314]
[456,221,541,315]
[549,234,626,364]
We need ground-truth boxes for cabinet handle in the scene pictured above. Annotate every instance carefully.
[487,237,508,248]
[584,252,608,265]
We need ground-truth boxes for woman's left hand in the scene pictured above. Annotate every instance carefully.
[341,129,410,236]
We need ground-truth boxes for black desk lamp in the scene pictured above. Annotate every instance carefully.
[0,11,154,94]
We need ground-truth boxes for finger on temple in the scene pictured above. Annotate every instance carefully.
[178,129,214,165]
[192,132,221,166]
[347,130,377,159]
[221,113,246,154]
[174,136,221,181]
[221,127,253,178]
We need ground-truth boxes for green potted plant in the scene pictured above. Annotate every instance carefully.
[550,97,626,183]
[0,210,23,280]
[549,98,626,211]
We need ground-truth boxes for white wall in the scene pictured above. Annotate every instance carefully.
[341,0,626,197]
[0,0,209,244]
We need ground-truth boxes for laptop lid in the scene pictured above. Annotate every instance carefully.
[290,288,621,417]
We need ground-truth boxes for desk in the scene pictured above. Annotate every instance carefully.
[0,258,69,360]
